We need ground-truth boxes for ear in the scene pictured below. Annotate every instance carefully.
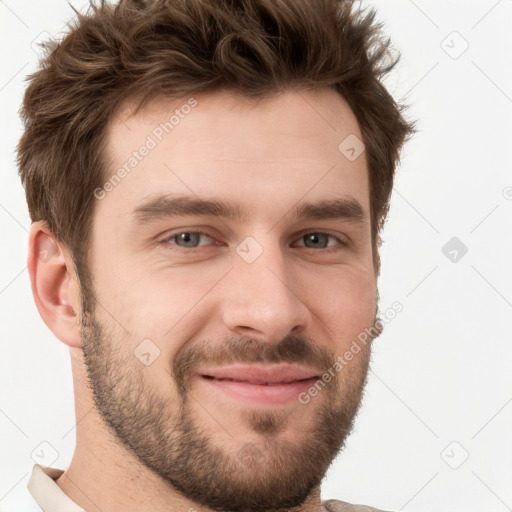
[27,221,82,348]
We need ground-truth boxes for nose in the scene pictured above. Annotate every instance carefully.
[220,237,310,343]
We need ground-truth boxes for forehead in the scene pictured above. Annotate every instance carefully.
[100,88,369,224]
[109,88,362,161]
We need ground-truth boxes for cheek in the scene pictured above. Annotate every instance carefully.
[101,262,225,351]
[309,266,377,343]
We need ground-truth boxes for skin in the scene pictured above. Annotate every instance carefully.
[28,87,379,512]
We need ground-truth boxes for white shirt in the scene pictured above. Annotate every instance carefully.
[27,465,85,512]
[16,464,388,512]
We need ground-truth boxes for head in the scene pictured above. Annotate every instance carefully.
[19,1,413,511]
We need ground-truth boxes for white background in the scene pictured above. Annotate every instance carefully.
[1,1,511,511]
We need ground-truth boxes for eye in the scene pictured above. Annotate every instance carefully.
[159,230,346,252]
[293,232,345,250]
[164,231,215,249]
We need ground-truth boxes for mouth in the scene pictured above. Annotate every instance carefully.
[201,375,315,385]
[195,364,321,406]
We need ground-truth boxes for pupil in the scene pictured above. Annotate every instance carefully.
[179,233,199,247]
[306,233,327,248]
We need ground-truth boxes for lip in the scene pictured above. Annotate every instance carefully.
[197,363,321,384]
[195,364,321,406]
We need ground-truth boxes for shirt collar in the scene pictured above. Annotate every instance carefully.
[27,464,86,512]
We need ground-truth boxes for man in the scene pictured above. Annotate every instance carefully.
[17,0,414,510]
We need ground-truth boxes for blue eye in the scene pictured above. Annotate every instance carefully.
[161,231,345,251]
[295,233,343,249]
[166,232,213,248]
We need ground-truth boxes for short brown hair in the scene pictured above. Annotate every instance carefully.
[17,0,414,310]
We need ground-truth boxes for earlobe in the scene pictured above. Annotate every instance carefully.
[27,221,82,349]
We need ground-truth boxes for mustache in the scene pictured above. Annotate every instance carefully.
[171,334,335,394]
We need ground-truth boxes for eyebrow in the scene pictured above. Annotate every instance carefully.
[131,194,367,225]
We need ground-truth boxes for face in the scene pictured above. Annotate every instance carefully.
[80,88,379,512]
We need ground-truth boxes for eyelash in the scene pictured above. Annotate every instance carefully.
[160,231,347,252]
